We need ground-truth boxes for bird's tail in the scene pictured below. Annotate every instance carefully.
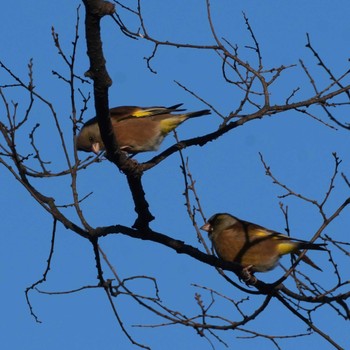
[185,109,211,119]
[298,242,327,251]
[158,107,211,134]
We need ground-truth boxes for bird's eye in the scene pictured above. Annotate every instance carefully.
[88,136,94,142]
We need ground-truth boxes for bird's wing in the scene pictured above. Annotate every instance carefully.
[241,221,289,240]
[245,222,326,254]
[110,104,185,122]
[239,221,300,253]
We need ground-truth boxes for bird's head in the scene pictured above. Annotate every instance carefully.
[201,213,237,239]
[76,118,104,154]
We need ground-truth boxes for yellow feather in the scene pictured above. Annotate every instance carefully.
[276,242,297,255]
[159,117,186,134]
[251,228,297,255]
[132,110,154,117]
[253,229,270,237]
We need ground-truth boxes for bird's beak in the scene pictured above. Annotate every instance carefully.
[200,223,211,232]
[91,143,101,154]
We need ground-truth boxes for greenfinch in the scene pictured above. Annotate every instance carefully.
[76,104,211,154]
[201,213,326,273]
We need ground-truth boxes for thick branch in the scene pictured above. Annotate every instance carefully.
[83,0,154,228]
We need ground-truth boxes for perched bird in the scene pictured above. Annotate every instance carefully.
[76,104,211,154]
[201,213,326,273]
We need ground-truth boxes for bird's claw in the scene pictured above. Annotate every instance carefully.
[240,265,257,285]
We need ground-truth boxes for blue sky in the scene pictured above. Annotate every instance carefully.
[1,1,349,349]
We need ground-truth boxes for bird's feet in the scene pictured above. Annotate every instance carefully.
[240,265,257,285]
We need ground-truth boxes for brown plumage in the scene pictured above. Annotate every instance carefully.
[201,213,326,272]
[76,104,211,154]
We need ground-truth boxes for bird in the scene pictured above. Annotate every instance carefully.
[201,213,326,273]
[76,104,211,154]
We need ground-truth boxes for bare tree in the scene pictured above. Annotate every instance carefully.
[1,1,349,349]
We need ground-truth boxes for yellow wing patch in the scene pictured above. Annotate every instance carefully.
[253,229,271,237]
[253,228,289,240]
[132,109,156,118]
[132,107,176,118]
[252,228,297,255]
